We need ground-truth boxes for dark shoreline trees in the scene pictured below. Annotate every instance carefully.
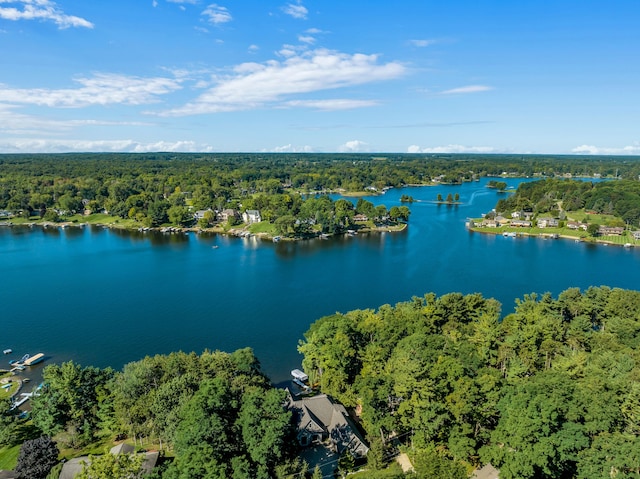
[25,348,298,479]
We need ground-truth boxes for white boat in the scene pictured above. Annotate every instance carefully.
[273,236,281,243]
[2,349,11,355]
[624,243,632,248]
[291,369,309,382]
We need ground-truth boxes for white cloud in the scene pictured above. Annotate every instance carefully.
[440,85,493,95]
[0,0,93,28]
[409,39,437,47]
[0,73,182,108]
[160,49,405,116]
[283,99,378,111]
[298,34,315,44]
[0,138,215,153]
[339,140,368,153]
[248,44,259,53]
[408,144,498,154]
[269,144,314,153]
[283,2,307,19]
[277,43,305,58]
[167,0,198,3]
[202,4,231,24]
[572,144,640,156]
[0,103,153,135]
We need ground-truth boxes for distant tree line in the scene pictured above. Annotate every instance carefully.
[0,153,638,228]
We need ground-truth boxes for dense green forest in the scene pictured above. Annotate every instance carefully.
[0,153,637,230]
[298,287,640,478]
[4,287,640,478]
[495,178,640,226]
[2,349,302,479]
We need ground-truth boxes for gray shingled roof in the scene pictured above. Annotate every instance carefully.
[289,392,369,457]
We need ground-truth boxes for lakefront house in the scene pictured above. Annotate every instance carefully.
[242,209,262,224]
[287,391,369,458]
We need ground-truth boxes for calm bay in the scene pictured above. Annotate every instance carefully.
[2,177,640,383]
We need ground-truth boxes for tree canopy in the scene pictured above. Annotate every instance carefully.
[299,287,640,478]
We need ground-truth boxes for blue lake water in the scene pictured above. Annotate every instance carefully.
[2,178,640,383]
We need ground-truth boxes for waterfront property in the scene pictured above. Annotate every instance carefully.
[287,391,369,457]
[537,217,559,228]
[218,208,240,222]
[599,226,625,235]
[242,209,262,224]
[567,221,588,230]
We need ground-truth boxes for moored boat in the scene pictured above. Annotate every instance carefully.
[291,369,309,383]
[9,354,29,366]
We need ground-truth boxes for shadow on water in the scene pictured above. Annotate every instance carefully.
[41,226,60,237]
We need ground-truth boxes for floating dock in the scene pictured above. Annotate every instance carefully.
[23,353,44,366]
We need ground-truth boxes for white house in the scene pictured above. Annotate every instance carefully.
[242,209,262,224]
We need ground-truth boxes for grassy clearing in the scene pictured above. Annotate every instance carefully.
[0,444,20,470]
[0,381,18,400]
[248,221,276,234]
[568,210,618,224]
[69,214,139,228]
[472,225,638,246]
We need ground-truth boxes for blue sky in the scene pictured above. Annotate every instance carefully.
[0,0,639,154]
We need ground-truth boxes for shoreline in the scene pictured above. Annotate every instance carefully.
[0,219,407,241]
[469,227,637,248]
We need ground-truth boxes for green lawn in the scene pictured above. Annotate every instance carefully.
[472,224,638,246]
[0,444,20,470]
[248,221,277,234]
[567,210,618,224]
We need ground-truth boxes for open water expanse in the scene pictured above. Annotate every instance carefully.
[2,177,640,383]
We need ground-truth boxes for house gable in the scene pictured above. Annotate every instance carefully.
[288,391,369,457]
